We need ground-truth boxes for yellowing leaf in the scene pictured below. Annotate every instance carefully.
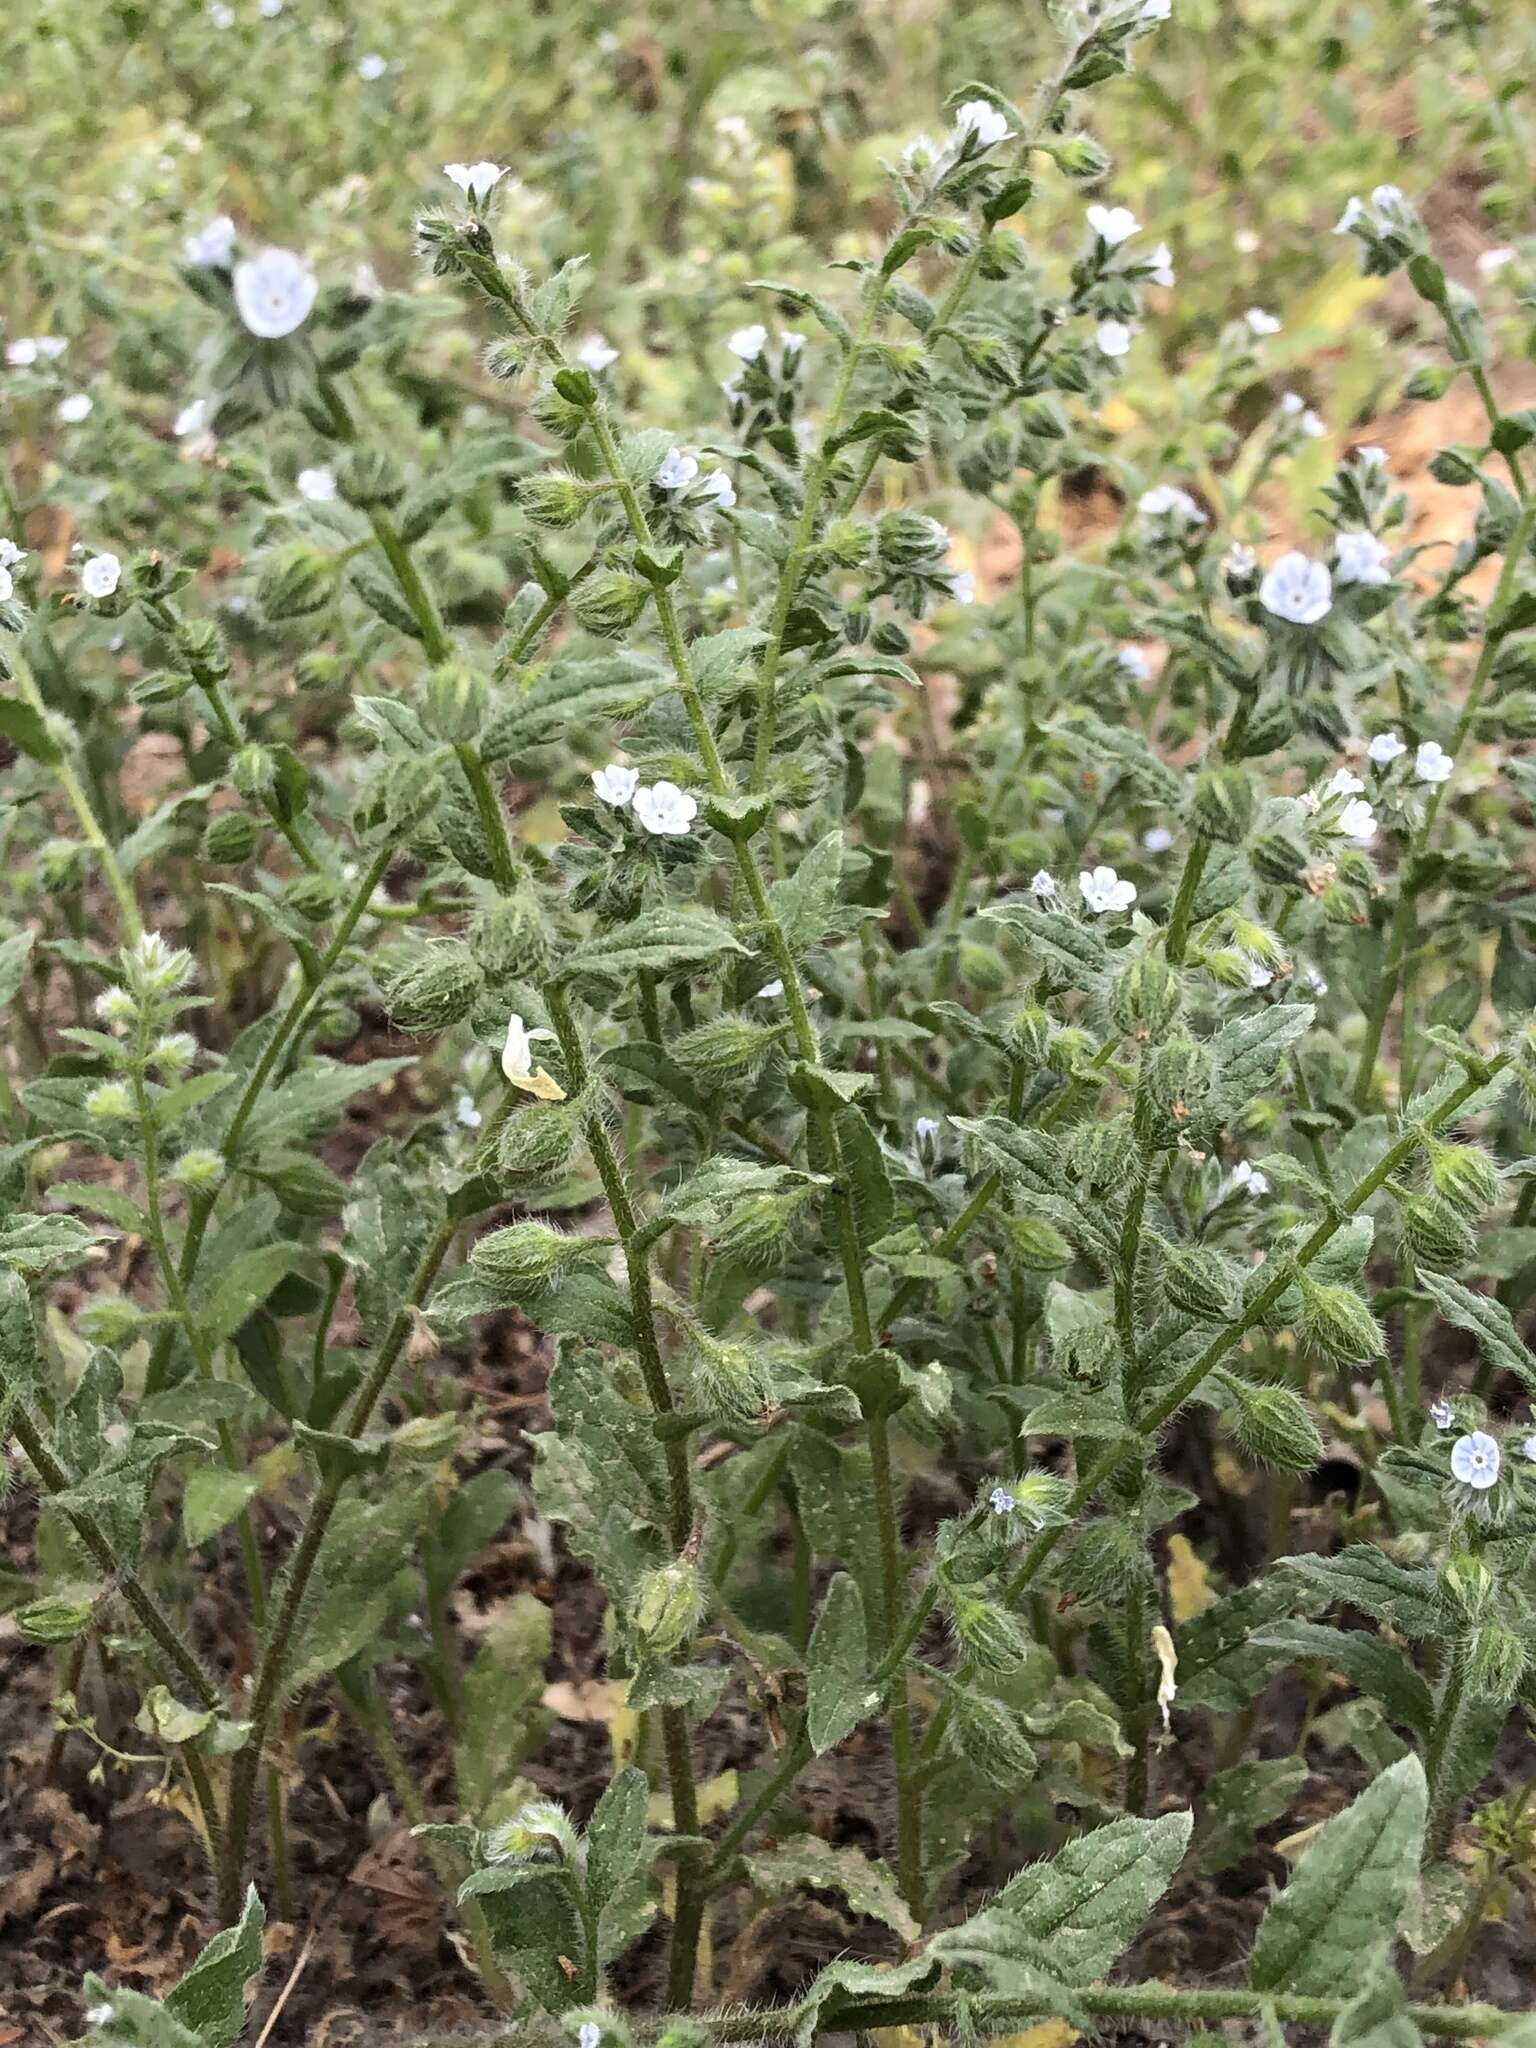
[991,2023,1080,2048]
[510,1066,567,1102]
[607,1680,640,1772]
[1166,1533,1215,1622]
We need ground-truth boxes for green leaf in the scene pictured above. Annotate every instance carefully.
[0,696,63,763]
[836,1107,894,1252]
[1253,1621,1434,1739]
[284,1484,430,1690]
[1328,1944,1425,2048]
[687,627,766,695]
[458,1593,553,1816]
[164,1884,266,2048]
[479,654,666,762]
[745,1837,918,1941]
[556,910,746,983]
[950,1116,1067,1198]
[1194,1755,1309,1879]
[460,1863,585,2014]
[0,1211,112,1274]
[989,1810,1193,1983]
[238,1056,414,1152]
[193,1243,309,1344]
[790,1955,941,2047]
[587,1765,650,1919]
[1415,1270,1536,1392]
[182,1465,262,1547]
[1281,1548,1441,1639]
[1059,709,1181,805]
[0,929,35,1007]
[1206,1004,1314,1123]
[768,829,846,954]
[806,1572,876,1754]
[1249,1754,1427,1995]
[980,899,1110,983]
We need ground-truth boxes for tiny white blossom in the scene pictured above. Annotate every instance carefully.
[1259,552,1332,625]
[443,161,507,205]
[1280,391,1305,415]
[36,337,68,361]
[1478,247,1517,279]
[948,568,976,603]
[1357,444,1390,468]
[357,52,388,80]
[1325,767,1364,799]
[902,133,940,171]
[174,398,209,438]
[576,333,619,372]
[1335,530,1391,586]
[1244,307,1281,336]
[1334,195,1365,234]
[1147,242,1175,287]
[755,979,784,999]
[952,99,1010,149]
[1415,740,1454,786]
[1086,203,1141,248]
[85,2006,116,2028]
[1338,797,1377,846]
[592,763,639,807]
[1118,645,1151,682]
[1450,1430,1500,1490]
[1140,0,1171,19]
[1248,961,1273,990]
[781,331,806,359]
[0,538,25,569]
[1080,864,1136,914]
[1300,409,1326,438]
[633,781,698,837]
[1030,869,1056,899]
[501,1012,556,1083]
[1231,1159,1268,1197]
[296,467,336,502]
[57,393,92,423]
[233,247,317,339]
[259,0,284,14]
[578,2027,603,2048]
[1523,1433,1536,1463]
[1367,731,1406,765]
[0,567,11,604]
[1143,826,1173,853]
[183,214,237,267]
[727,323,767,360]
[1137,484,1206,528]
[915,1116,941,1144]
[655,448,700,491]
[81,553,122,600]
[1430,1399,1455,1430]
[1222,542,1258,583]
[455,1093,482,1129]
[1303,967,1328,995]
[1233,228,1260,255]
[1095,318,1135,358]
[698,470,736,510]
[6,339,38,366]
[1371,183,1404,212]
[988,1484,1016,1515]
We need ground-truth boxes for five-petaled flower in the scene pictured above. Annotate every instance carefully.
[1367,731,1406,765]
[1430,1399,1454,1430]
[698,470,736,510]
[1244,307,1281,336]
[233,247,317,339]
[297,467,336,502]
[952,99,1009,149]
[633,782,698,837]
[727,324,767,361]
[988,1485,1016,1516]
[1095,319,1135,357]
[1415,741,1453,786]
[1450,1431,1500,1490]
[57,393,92,424]
[1030,870,1056,899]
[1137,484,1206,528]
[444,161,506,205]
[183,215,236,268]
[1260,552,1332,625]
[1080,865,1136,914]
[655,448,700,492]
[1087,203,1140,247]
[1335,531,1390,586]
[592,763,639,807]
[915,1116,941,1145]
[578,2024,602,2048]
[1231,1159,1268,1197]
[1337,797,1377,846]
[576,333,619,372]
[81,553,121,600]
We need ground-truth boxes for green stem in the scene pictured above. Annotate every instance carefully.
[14,652,142,942]
[867,1409,921,1914]
[1424,1638,1472,1862]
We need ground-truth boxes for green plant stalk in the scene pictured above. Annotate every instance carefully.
[867,1406,921,1915]
[13,651,142,942]
[1164,699,1251,967]
[1423,1635,1473,1862]
[1352,492,1536,1106]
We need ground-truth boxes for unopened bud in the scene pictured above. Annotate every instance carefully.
[633,1560,703,1656]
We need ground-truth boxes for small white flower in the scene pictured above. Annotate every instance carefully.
[1371,183,1404,213]
[183,213,237,268]
[208,4,235,28]
[1338,797,1377,846]
[592,763,639,807]
[1137,484,1206,528]
[1522,1433,1536,1464]
[576,333,619,372]
[755,979,784,999]
[1303,967,1328,995]
[1143,826,1173,853]
[0,538,24,570]
[915,1116,942,1144]
[1356,445,1389,469]
[6,338,38,367]
[1325,767,1364,799]
[1300,409,1326,438]
[57,393,92,423]
[578,2026,603,2048]
[781,330,806,357]
[444,161,507,205]
[1281,391,1304,415]
[1086,203,1141,248]
[1147,241,1175,287]
[1478,247,1517,279]
[36,337,68,361]
[1259,551,1332,625]
[1140,0,1171,19]
[988,1484,1016,1516]
[902,133,940,171]
[1248,960,1273,990]
[1080,864,1136,914]
[1335,530,1391,586]
[259,0,284,14]
[357,52,388,80]
[943,567,975,604]
[1450,1430,1500,1490]
[233,246,317,339]
[84,2006,116,2028]
[633,781,698,837]
[0,567,11,604]
[727,323,767,360]
[1231,1159,1268,1197]
[1244,306,1281,336]
[1222,542,1258,583]
[1367,730,1406,765]
[952,99,1010,149]
[1119,645,1151,682]
[81,553,122,600]
[655,447,700,491]
[501,1012,556,1083]
[1095,318,1135,358]
[1430,1399,1455,1430]
[1415,740,1454,786]
[1234,228,1260,255]
[1030,869,1056,900]
[296,467,337,502]
[455,1092,482,1129]
[698,470,736,510]
[174,398,209,438]
[1334,195,1365,234]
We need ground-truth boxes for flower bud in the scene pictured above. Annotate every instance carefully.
[424,660,489,742]
[1296,1274,1383,1363]
[286,874,341,924]
[712,1186,816,1269]
[573,571,651,637]
[520,472,595,528]
[1466,1624,1527,1704]
[1426,1141,1500,1221]
[1112,952,1183,1039]
[256,1151,348,1216]
[469,895,549,980]
[231,744,277,799]
[947,1590,1028,1672]
[39,838,89,892]
[203,811,261,864]
[1162,1242,1238,1321]
[1006,1005,1052,1066]
[257,541,336,620]
[173,615,231,682]
[496,1098,583,1179]
[1191,765,1256,845]
[1046,1025,1095,1076]
[1400,1192,1478,1269]
[870,618,912,656]
[529,383,592,441]
[1225,1379,1323,1471]
[87,1080,134,1121]
[1440,1553,1495,1620]
[1057,1518,1147,1602]
[633,1560,704,1656]
[337,447,407,508]
[1068,1114,1136,1191]
[1004,1213,1072,1272]
[381,940,484,1033]
[671,1015,781,1084]
[1135,1037,1210,1150]
[945,1682,1039,1786]
[689,1334,771,1426]
[16,1596,94,1644]
[471,1220,591,1290]
[168,1147,224,1192]
[296,651,346,692]
[876,510,948,569]
[1249,829,1310,888]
